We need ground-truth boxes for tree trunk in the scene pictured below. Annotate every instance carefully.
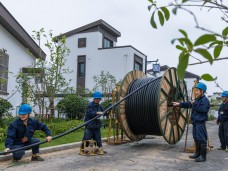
[49,98,55,117]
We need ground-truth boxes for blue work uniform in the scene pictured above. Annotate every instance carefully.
[217,102,228,149]
[82,101,104,147]
[180,95,210,144]
[5,118,51,160]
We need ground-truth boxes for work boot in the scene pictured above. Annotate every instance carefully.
[189,141,200,159]
[31,155,44,161]
[97,147,104,155]
[195,144,207,162]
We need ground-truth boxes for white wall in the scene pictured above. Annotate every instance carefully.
[64,31,146,91]
[0,25,36,115]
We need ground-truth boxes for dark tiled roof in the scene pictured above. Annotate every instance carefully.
[57,19,121,39]
[147,65,200,79]
[0,2,46,59]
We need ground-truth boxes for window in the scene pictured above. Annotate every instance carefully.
[0,49,9,94]
[134,62,142,71]
[77,56,86,88]
[103,37,113,48]
[78,38,86,48]
[134,54,143,71]
[78,62,85,77]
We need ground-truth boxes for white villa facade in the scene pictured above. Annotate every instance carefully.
[0,2,46,115]
[58,20,147,91]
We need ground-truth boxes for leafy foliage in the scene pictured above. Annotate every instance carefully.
[0,98,13,127]
[56,94,89,119]
[93,71,117,99]
[0,98,12,116]
[101,99,112,110]
[148,0,228,81]
[16,29,72,116]
[0,128,7,142]
[34,119,84,138]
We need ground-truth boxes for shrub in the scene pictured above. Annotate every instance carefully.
[56,94,89,119]
[208,114,215,121]
[0,128,7,142]
[101,99,112,110]
[34,119,84,138]
[0,98,13,127]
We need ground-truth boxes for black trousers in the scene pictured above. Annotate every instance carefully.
[219,121,228,149]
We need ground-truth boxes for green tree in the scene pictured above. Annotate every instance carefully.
[93,71,117,99]
[0,98,13,126]
[56,94,89,119]
[148,0,228,81]
[16,29,71,116]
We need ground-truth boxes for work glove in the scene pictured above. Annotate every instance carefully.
[4,148,10,155]
[4,148,10,152]
[97,112,104,115]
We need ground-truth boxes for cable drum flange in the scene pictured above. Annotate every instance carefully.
[118,68,189,144]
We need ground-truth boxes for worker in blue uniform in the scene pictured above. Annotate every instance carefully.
[172,82,210,162]
[217,91,228,151]
[80,91,106,155]
[4,104,52,161]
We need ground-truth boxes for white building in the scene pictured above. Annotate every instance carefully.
[58,20,147,91]
[0,2,46,115]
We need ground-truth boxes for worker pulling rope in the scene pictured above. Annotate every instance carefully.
[0,77,161,156]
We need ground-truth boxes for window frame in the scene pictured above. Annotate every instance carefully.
[78,38,87,48]
[0,49,9,95]
[134,54,143,71]
[103,37,113,48]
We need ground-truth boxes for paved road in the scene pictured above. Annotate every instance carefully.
[1,121,228,171]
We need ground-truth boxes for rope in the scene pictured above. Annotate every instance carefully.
[0,77,161,156]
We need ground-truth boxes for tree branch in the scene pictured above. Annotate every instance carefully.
[189,57,228,65]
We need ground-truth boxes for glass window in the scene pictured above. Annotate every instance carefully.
[0,50,9,94]
[78,38,86,48]
[78,62,85,77]
[103,38,113,48]
[134,62,142,71]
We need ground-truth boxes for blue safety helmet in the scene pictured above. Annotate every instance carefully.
[195,82,207,92]
[18,104,32,115]
[221,91,228,97]
[93,91,102,99]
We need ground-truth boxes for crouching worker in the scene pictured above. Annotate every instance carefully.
[172,82,210,162]
[80,91,106,155]
[217,91,228,151]
[4,104,52,161]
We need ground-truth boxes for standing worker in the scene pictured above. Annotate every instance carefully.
[80,91,106,155]
[172,82,210,162]
[4,104,52,161]
[217,91,228,151]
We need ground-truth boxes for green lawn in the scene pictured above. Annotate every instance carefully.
[0,128,109,152]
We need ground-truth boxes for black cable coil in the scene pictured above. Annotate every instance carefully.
[125,77,162,135]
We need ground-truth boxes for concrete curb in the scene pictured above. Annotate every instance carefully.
[0,138,108,161]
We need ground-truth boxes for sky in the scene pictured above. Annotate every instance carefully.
[1,0,228,95]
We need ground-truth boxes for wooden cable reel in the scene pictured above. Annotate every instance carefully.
[118,68,189,144]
